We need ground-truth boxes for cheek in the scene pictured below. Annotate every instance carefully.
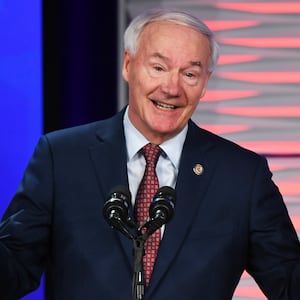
[135,74,158,97]
[129,67,146,87]
[128,78,148,108]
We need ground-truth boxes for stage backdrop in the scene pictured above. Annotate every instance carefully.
[125,0,300,299]
[0,0,44,299]
[1,0,299,299]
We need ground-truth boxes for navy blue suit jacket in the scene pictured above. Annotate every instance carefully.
[1,108,300,299]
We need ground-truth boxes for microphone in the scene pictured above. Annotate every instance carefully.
[103,186,134,240]
[142,186,176,238]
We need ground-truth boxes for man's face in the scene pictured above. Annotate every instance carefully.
[122,21,212,144]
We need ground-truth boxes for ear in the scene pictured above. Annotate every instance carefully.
[122,50,131,82]
[199,71,212,99]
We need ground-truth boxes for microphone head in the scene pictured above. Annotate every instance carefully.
[107,185,131,202]
[149,186,176,223]
[103,186,131,222]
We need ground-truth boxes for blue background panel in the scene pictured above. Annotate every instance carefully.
[0,0,44,299]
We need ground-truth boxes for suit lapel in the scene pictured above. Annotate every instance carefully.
[147,121,218,296]
[88,109,134,267]
[89,110,128,195]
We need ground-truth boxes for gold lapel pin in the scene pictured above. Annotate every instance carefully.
[193,164,204,175]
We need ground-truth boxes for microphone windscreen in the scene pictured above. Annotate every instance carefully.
[107,185,131,202]
[154,186,176,203]
[149,186,176,222]
[103,185,132,221]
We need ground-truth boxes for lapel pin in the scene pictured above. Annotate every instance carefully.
[193,164,204,175]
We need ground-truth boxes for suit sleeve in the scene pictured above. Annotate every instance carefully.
[0,136,53,299]
[247,157,300,299]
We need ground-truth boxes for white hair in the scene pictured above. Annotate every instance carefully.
[124,8,220,72]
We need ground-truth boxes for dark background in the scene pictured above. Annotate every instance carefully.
[43,1,122,297]
[43,0,122,133]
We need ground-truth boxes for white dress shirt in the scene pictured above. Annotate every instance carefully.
[123,107,187,206]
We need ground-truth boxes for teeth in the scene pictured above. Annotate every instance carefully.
[154,101,176,110]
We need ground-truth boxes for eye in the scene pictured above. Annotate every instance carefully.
[185,72,195,78]
[153,65,164,72]
[148,64,166,77]
[183,71,200,85]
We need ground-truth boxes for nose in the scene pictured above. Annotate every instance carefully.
[161,71,181,97]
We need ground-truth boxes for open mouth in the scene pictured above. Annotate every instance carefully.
[152,100,176,110]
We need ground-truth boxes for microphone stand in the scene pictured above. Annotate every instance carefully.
[104,186,175,300]
[131,222,160,300]
[106,217,167,300]
[132,235,146,300]
[131,219,166,300]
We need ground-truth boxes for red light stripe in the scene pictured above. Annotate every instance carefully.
[219,38,300,48]
[234,285,265,297]
[286,216,300,231]
[270,165,288,172]
[241,271,251,279]
[238,141,300,155]
[200,124,250,135]
[203,90,259,101]
[205,20,259,31]
[278,182,300,196]
[292,217,300,231]
[215,3,300,14]
[216,107,300,117]
[218,72,300,83]
[270,162,300,172]
[218,54,261,65]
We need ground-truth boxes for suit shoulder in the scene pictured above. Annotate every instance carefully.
[45,120,104,145]
[44,111,124,146]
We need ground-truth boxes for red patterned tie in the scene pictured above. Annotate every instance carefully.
[135,143,162,286]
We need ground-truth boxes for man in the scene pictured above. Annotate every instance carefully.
[1,8,300,300]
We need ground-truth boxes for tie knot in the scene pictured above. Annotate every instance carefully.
[142,143,161,166]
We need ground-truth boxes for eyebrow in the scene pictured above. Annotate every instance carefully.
[151,52,203,68]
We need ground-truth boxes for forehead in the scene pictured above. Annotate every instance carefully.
[137,21,210,59]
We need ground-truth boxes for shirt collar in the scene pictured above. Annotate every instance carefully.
[123,106,187,170]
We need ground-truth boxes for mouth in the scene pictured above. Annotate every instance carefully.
[152,100,177,110]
